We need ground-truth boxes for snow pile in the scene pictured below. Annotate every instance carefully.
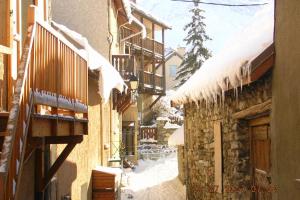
[51,21,127,103]
[122,0,147,38]
[140,138,157,143]
[172,4,274,105]
[121,155,185,200]
[168,125,184,146]
[164,121,181,129]
[140,124,157,128]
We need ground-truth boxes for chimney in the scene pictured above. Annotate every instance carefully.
[177,47,186,57]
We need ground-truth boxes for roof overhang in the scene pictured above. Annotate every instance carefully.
[130,3,172,29]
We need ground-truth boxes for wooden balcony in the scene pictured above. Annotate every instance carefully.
[0,7,88,199]
[120,28,164,56]
[112,55,165,95]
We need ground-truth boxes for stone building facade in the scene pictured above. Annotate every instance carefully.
[184,72,272,200]
[157,118,179,145]
[177,145,185,184]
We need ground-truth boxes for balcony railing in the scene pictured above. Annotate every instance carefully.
[142,71,164,91]
[112,54,134,80]
[112,54,164,94]
[121,28,164,55]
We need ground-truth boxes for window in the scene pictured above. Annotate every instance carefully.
[169,65,177,77]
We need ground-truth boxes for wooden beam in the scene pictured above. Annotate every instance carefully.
[149,95,162,109]
[214,121,223,193]
[162,28,166,92]
[152,22,156,92]
[251,54,274,82]
[7,0,13,110]
[29,135,83,145]
[42,142,77,190]
[35,143,45,200]
[232,99,271,119]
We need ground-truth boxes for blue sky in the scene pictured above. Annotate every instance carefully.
[136,0,271,55]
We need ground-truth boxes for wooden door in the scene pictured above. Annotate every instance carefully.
[250,116,272,200]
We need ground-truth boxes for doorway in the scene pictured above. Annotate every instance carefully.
[249,116,272,200]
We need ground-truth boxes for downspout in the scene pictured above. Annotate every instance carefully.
[107,0,113,163]
[108,0,113,61]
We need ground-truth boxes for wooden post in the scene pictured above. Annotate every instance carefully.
[7,0,13,110]
[35,142,45,200]
[214,121,223,193]
[162,28,166,93]
[140,17,144,92]
[152,23,156,91]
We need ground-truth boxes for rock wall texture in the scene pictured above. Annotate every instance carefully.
[184,72,272,200]
[177,145,185,184]
[157,119,177,145]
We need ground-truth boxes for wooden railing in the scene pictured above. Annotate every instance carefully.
[121,28,164,55]
[139,127,157,140]
[112,54,134,80]
[141,71,164,90]
[34,22,88,104]
[0,7,88,199]
[155,74,164,89]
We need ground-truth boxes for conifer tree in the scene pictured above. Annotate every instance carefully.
[176,3,211,87]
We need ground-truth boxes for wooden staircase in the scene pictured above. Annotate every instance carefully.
[0,7,89,200]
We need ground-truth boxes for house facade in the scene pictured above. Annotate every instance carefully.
[112,1,171,161]
[0,0,128,200]
[172,5,275,200]
[0,0,91,199]
[164,47,185,90]
[271,0,300,199]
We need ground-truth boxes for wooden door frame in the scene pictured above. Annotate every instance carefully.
[249,115,271,199]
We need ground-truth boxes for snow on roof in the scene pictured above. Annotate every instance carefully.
[168,125,184,146]
[51,21,127,103]
[130,2,172,29]
[122,0,147,38]
[164,121,181,129]
[172,5,274,105]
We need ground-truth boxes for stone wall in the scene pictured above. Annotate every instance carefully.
[157,119,177,145]
[184,72,272,200]
[177,145,185,184]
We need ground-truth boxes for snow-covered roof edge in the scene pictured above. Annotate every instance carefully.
[122,0,147,38]
[130,2,172,29]
[165,49,184,61]
[51,21,127,103]
[171,4,274,105]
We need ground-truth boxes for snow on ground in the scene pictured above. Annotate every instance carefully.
[121,154,186,200]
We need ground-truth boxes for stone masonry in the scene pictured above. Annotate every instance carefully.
[157,118,178,145]
[184,72,272,200]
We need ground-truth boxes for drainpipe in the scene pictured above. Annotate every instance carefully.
[108,0,113,61]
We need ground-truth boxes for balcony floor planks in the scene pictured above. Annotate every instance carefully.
[31,114,88,137]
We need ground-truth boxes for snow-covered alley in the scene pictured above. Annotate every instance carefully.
[121,154,186,200]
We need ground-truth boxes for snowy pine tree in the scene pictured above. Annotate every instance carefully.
[176,4,211,87]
